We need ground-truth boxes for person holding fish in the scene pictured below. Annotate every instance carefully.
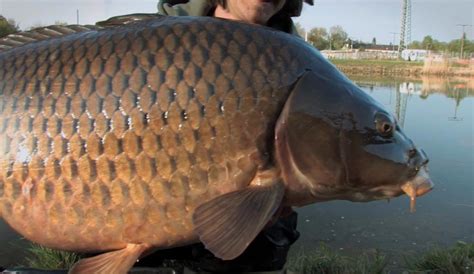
[0,0,434,272]
[133,0,314,272]
[158,0,313,35]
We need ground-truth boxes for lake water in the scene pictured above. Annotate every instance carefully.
[0,76,473,269]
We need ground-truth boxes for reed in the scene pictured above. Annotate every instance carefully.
[422,56,450,75]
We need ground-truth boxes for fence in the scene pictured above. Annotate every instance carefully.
[321,50,399,60]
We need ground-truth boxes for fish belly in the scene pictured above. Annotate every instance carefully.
[0,17,302,251]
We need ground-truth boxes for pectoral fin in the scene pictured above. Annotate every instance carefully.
[69,243,149,274]
[193,176,285,260]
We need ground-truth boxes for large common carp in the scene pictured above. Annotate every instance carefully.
[0,15,433,273]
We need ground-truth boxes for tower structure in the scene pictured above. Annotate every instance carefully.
[398,0,412,55]
[395,84,409,128]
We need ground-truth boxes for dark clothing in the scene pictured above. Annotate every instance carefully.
[136,212,300,272]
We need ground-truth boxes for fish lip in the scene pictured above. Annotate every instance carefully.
[401,166,434,197]
[400,166,434,212]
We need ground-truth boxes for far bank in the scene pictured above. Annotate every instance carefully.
[329,58,474,77]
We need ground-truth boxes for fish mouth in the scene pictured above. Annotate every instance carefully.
[401,167,434,213]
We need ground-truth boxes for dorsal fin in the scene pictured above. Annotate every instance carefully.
[0,24,102,53]
[96,13,164,27]
[0,13,165,53]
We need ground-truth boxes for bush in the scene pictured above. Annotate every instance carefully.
[0,17,19,38]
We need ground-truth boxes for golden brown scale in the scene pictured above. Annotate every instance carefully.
[0,17,308,253]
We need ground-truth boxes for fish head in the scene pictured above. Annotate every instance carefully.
[276,71,433,209]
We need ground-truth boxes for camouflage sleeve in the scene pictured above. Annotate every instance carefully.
[157,0,213,16]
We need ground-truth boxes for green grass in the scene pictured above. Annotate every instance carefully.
[404,242,474,274]
[287,244,387,274]
[24,244,83,270]
[287,242,474,273]
[19,242,473,273]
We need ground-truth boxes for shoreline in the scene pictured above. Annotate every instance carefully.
[330,59,474,77]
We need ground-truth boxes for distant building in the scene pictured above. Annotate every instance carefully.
[365,44,397,51]
[401,49,429,61]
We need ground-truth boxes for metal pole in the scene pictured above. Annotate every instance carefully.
[390,32,399,51]
[456,24,472,59]
[77,9,79,24]
[398,0,411,56]
[328,34,332,50]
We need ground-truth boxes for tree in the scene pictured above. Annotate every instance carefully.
[447,39,462,53]
[0,16,19,38]
[294,22,305,38]
[329,25,348,50]
[409,40,422,49]
[372,37,377,46]
[421,35,434,50]
[409,35,474,55]
[463,39,474,56]
[307,27,329,50]
[419,35,449,51]
[447,37,474,57]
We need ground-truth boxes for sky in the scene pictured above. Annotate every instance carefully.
[0,0,472,45]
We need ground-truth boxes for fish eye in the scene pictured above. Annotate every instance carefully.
[375,113,395,137]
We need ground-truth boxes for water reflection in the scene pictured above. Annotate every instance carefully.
[395,83,410,127]
[357,76,473,126]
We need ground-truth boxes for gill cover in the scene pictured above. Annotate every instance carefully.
[276,71,352,206]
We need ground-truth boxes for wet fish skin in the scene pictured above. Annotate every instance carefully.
[0,15,432,270]
[0,16,333,252]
